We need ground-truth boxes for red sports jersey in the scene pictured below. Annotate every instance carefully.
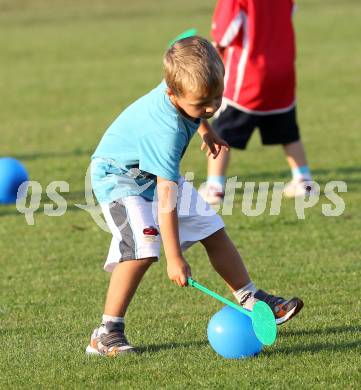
[212,0,296,113]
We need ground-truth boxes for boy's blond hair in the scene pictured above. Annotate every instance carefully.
[163,36,225,97]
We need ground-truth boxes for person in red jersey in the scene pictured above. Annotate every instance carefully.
[199,0,315,204]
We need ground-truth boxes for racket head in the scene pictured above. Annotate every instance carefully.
[168,28,197,47]
[252,301,277,346]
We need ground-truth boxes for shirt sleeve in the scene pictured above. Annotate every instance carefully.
[211,0,248,47]
[138,132,186,182]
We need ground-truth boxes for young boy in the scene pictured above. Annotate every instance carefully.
[199,0,314,205]
[86,36,303,356]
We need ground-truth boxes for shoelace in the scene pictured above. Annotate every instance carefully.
[255,290,284,309]
[100,330,130,348]
[264,295,284,308]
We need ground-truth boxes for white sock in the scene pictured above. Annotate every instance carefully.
[99,315,124,335]
[291,166,312,181]
[233,282,258,310]
[102,314,124,324]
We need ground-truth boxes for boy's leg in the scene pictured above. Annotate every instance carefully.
[104,258,155,317]
[200,228,250,291]
[200,228,303,324]
[259,108,313,197]
[282,140,314,197]
[86,196,160,356]
[87,258,155,356]
[283,139,308,169]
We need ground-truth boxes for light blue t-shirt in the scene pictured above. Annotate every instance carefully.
[91,82,201,204]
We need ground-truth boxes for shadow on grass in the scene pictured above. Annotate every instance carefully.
[136,340,208,354]
[265,325,361,356]
[264,340,361,356]
[104,332,361,356]
[281,324,361,338]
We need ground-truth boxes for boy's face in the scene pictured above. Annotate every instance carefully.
[167,84,223,121]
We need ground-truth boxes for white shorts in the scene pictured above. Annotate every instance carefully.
[101,177,224,272]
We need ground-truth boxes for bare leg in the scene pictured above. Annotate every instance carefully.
[283,140,308,169]
[200,228,250,292]
[208,147,230,177]
[103,258,155,317]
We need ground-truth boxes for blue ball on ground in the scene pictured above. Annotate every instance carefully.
[207,306,263,359]
[0,157,29,204]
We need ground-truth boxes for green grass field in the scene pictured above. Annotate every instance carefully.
[1,0,361,388]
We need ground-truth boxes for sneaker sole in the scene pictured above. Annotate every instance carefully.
[86,345,102,355]
[85,345,135,355]
[276,299,304,325]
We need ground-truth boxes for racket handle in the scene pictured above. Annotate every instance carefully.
[188,278,252,319]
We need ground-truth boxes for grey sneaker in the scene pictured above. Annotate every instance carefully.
[86,321,135,356]
[254,290,304,325]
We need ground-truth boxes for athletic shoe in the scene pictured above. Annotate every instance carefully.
[198,183,224,205]
[283,178,316,198]
[254,289,304,325]
[86,321,135,356]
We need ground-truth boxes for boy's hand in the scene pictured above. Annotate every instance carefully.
[167,256,192,287]
[201,131,229,159]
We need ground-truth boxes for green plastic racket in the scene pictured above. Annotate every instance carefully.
[188,277,277,346]
[168,28,198,47]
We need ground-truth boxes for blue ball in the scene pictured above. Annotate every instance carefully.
[0,157,29,204]
[207,306,263,359]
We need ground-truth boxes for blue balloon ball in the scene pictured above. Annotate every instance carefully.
[0,157,29,204]
[207,306,263,359]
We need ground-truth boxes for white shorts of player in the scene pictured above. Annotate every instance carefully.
[100,177,225,272]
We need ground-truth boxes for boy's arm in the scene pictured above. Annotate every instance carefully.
[157,176,191,287]
[198,120,229,159]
